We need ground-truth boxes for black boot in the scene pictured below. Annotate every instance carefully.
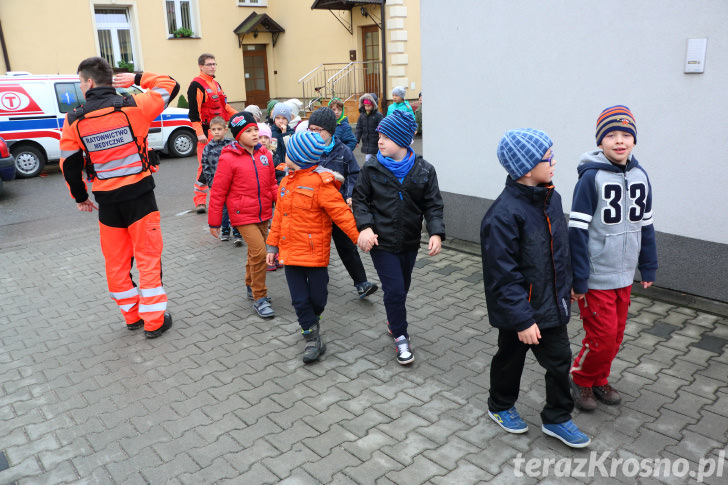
[302,323,326,363]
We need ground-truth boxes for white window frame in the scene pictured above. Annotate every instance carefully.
[165,0,200,37]
[94,7,138,70]
[237,0,268,7]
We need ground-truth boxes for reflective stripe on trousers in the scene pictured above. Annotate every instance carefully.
[193,141,209,205]
[99,210,167,330]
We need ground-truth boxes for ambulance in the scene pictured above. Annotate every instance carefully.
[0,73,197,178]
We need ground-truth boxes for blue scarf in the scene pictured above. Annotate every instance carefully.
[322,136,336,154]
[377,147,415,182]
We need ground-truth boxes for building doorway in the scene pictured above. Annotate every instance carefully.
[242,44,270,109]
[361,25,381,103]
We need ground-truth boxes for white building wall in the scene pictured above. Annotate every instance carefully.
[422,0,728,244]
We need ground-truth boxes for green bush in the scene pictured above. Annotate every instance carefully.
[117,60,135,72]
[177,95,189,109]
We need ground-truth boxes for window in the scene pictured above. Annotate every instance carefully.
[95,8,136,70]
[238,0,268,6]
[55,83,85,113]
[166,0,196,35]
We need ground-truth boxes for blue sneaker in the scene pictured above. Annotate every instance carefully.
[488,407,528,434]
[542,420,591,448]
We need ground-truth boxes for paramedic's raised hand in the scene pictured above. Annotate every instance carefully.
[77,199,98,212]
[112,72,136,88]
[518,323,541,345]
[428,234,442,256]
[357,228,378,252]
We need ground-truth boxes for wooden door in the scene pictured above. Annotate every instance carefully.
[361,25,381,104]
[242,44,270,109]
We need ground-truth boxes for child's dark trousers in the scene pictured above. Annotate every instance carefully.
[370,248,418,339]
[488,325,574,425]
[284,265,329,331]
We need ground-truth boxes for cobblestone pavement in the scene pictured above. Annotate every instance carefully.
[2,193,728,484]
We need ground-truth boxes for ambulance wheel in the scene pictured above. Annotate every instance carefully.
[167,129,196,158]
[12,145,46,178]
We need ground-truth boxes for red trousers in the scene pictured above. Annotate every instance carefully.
[571,287,632,387]
[193,141,209,206]
[99,197,167,331]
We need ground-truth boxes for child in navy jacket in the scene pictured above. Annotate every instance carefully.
[482,128,590,448]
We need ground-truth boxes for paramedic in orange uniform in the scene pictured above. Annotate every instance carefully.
[187,53,238,213]
[59,56,177,338]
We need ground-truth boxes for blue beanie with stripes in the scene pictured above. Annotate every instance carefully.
[496,128,553,180]
[286,131,327,168]
[377,110,417,148]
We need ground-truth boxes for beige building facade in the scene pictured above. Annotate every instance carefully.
[0,0,420,111]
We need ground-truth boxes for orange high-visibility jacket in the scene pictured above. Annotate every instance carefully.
[60,72,179,205]
[187,72,237,138]
[266,166,359,267]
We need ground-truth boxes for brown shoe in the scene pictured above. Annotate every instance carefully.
[195,204,206,214]
[592,384,622,405]
[570,376,598,411]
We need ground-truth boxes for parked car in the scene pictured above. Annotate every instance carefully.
[0,136,16,195]
[0,73,196,178]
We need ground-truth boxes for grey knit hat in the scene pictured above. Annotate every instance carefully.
[496,129,553,180]
[271,103,292,122]
[392,86,406,98]
[308,107,337,135]
[243,104,262,122]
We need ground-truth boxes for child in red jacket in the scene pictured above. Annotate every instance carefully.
[266,132,360,363]
[208,111,278,318]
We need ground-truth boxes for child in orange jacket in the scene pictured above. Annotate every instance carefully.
[266,131,360,363]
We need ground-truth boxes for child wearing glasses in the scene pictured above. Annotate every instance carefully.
[481,129,590,448]
[568,106,657,412]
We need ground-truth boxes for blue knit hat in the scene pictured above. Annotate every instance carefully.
[496,129,553,180]
[377,110,417,148]
[286,132,326,167]
[271,103,292,122]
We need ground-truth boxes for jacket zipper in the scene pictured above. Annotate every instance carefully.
[308,233,314,254]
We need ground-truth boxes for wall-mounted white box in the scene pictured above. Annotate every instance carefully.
[685,38,707,73]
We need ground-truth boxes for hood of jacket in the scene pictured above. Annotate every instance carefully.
[577,150,640,177]
[358,93,377,112]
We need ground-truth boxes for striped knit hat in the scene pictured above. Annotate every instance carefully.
[596,105,637,146]
[286,131,327,168]
[377,110,417,148]
[496,129,553,180]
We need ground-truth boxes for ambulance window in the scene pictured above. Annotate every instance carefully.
[55,83,84,113]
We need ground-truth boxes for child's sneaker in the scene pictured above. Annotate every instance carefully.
[253,297,275,318]
[234,234,243,246]
[592,384,621,405]
[220,229,231,241]
[275,257,283,269]
[246,286,253,300]
[393,335,414,365]
[267,263,277,271]
[488,407,528,434]
[356,281,378,299]
[542,420,591,448]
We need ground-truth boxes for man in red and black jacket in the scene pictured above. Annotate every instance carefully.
[60,56,179,338]
[187,53,238,213]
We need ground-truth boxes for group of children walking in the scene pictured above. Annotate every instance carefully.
[198,92,656,450]
[481,105,657,449]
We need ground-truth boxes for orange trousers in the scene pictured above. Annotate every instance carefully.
[193,141,209,206]
[99,207,167,331]
[238,221,269,300]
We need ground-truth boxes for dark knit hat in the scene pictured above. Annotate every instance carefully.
[497,129,553,180]
[228,111,257,140]
[376,110,418,148]
[286,132,327,167]
[596,105,637,146]
[308,107,337,135]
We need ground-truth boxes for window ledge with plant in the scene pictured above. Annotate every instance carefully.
[170,28,196,39]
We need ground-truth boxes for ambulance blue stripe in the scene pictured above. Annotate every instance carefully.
[0,118,60,131]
